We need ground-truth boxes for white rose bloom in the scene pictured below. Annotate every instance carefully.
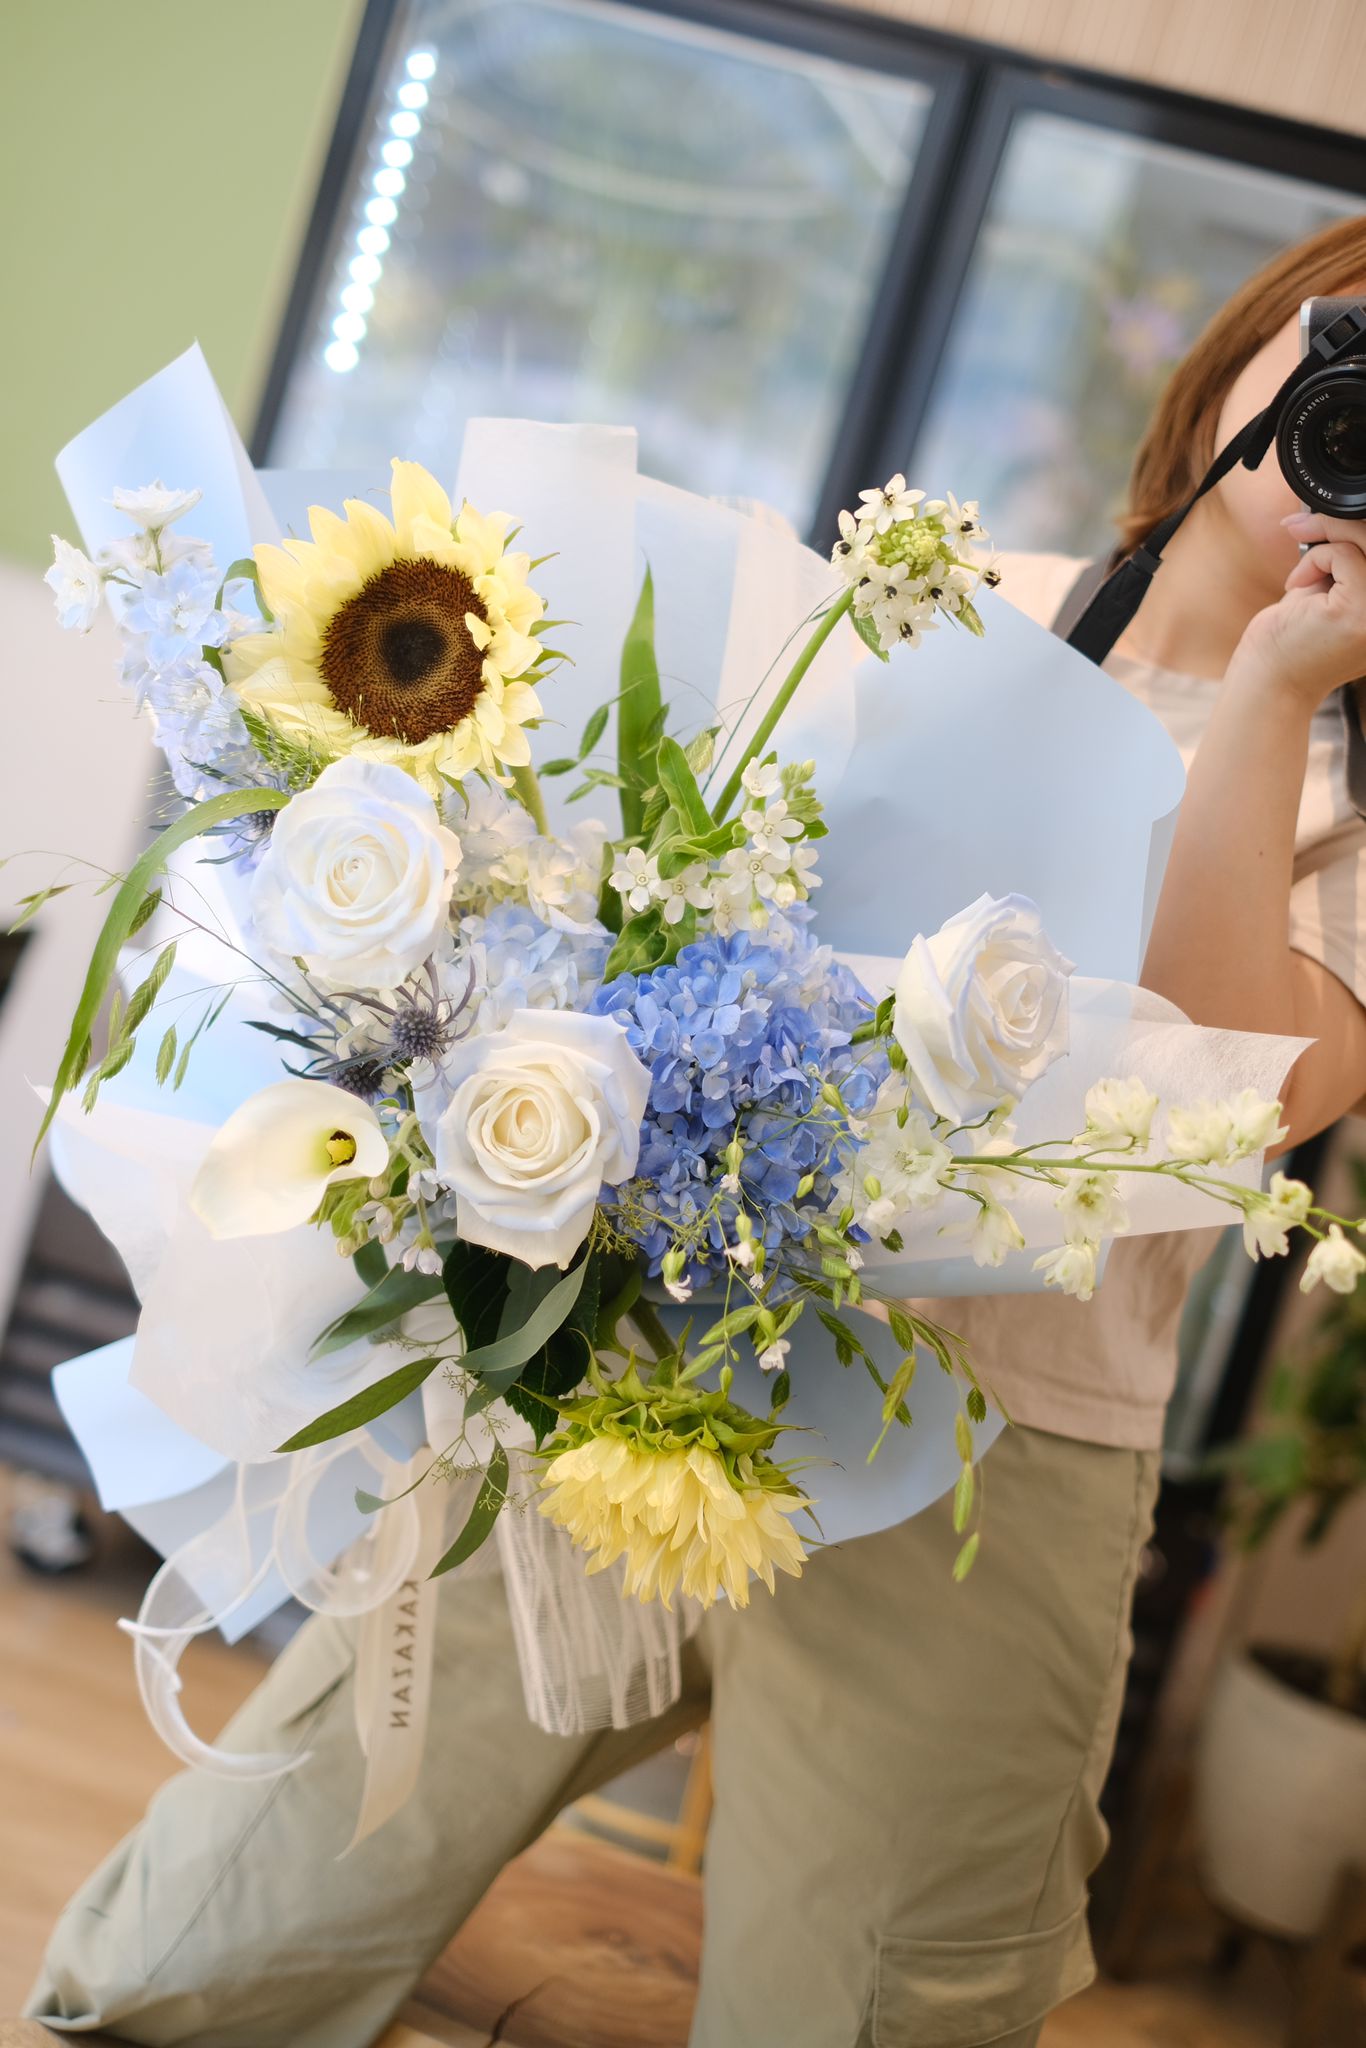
[1300,1224,1366,1296]
[45,535,104,632]
[894,893,1073,1124]
[251,757,461,990]
[431,1009,650,1270]
[1074,1075,1159,1151]
[190,1080,388,1238]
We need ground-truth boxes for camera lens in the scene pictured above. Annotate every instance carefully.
[1318,402,1366,483]
[1276,363,1366,516]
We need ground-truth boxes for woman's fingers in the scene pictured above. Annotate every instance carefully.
[1282,508,1366,548]
[1283,536,1366,596]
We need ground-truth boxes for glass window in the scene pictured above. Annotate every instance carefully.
[908,114,1362,557]
[266,0,933,533]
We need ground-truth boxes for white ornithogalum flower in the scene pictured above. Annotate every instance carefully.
[741,797,803,861]
[1300,1224,1366,1296]
[857,474,925,534]
[967,1198,1024,1269]
[922,561,974,614]
[945,494,984,540]
[1055,1170,1129,1246]
[610,845,660,915]
[1034,1240,1098,1301]
[1074,1075,1159,1151]
[740,757,782,803]
[831,508,873,581]
[45,536,104,631]
[654,862,713,926]
[758,1338,791,1374]
[110,480,204,531]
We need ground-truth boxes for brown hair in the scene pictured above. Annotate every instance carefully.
[1116,213,1366,555]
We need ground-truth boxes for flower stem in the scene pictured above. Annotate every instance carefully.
[629,1298,677,1365]
[510,761,550,835]
[711,587,855,822]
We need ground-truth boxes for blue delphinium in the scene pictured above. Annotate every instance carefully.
[590,917,886,1288]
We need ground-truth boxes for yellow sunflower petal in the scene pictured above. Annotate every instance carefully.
[390,459,454,551]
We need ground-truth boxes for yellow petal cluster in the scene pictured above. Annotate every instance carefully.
[226,459,546,793]
[539,1435,809,1608]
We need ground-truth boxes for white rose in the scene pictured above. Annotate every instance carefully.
[893,893,1073,1123]
[432,1009,650,1270]
[251,757,461,990]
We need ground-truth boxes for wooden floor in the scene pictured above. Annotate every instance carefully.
[0,1473,1355,2047]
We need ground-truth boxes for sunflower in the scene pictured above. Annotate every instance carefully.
[227,459,548,792]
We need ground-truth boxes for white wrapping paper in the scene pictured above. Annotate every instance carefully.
[43,348,1309,1768]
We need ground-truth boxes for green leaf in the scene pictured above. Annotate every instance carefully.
[430,1443,510,1577]
[602,905,670,982]
[578,702,609,760]
[127,886,162,936]
[852,609,890,663]
[276,1355,442,1452]
[617,566,662,842]
[34,787,291,1156]
[121,940,178,1038]
[217,555,274,623]
[310,1263,446,1360]
[352,1239,388,1289]
[154,1024,177,1085]
[770,1369,791,1414]
[8,881,76,932]
[595,1261,642,1352]
[952,1460,974,1534]
[887,1307,919,1354]
[684,726,718,778]
[953,1532,980,1581]
[966,1386,987,1425]
[460,1255,590,1398]
[442,1239,508,1353]
[504,1251,602,1445]
[538,757,577,776]
[954,1412,973,1463]
[655,736,713,837]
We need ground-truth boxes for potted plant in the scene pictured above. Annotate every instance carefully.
[1195,1196,1366,1940]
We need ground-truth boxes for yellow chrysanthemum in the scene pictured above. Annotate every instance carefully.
[226,459,547,792]
[539,1435,809,1609]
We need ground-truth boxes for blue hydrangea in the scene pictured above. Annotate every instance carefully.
[590,919,885,1286]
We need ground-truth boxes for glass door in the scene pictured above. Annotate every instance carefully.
[896,75,1366,556]
[260,0,966,537]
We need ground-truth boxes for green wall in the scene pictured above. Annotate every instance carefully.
[0,0,364,567]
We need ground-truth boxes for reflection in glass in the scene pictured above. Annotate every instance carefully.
[268,0,930,533]
[910,115,1360,556]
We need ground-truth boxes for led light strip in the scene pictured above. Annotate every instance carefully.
[324,46,438,374]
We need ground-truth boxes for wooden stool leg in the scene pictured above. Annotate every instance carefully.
[1286,1862,1366,2048]
[668,1724,712,1875]
[1100,1766,1192,1981]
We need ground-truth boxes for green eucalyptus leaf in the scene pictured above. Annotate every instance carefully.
[430,1443,510,1576]
[276,1355,442,1452]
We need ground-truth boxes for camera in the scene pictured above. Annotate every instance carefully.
[1276,296,1366,517]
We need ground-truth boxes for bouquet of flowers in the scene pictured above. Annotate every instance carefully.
[30,350,1362,1828]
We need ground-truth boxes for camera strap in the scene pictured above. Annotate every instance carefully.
[1065,304,1366,666]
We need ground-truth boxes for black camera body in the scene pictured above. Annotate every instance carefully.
[1276,296,1366,518]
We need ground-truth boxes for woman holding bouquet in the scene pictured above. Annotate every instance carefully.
[28,216,1366,2048]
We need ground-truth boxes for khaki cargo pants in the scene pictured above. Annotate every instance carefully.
[26,1425,1158,2048]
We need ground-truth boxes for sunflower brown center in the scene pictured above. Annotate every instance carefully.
[320,557,491,744]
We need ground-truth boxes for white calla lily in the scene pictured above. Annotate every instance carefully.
[189,1080,389,1239]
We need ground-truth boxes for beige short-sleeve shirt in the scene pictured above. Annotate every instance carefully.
[913,551,1366,1451]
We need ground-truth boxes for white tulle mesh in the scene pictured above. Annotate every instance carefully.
[494,1451,703,1736]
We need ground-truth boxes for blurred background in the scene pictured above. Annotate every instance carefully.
[1,3,1364,2043]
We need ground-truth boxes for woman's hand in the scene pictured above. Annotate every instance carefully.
[1231,510,1366,711]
